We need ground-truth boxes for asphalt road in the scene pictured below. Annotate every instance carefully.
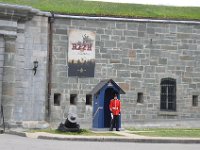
[0,134,199,150]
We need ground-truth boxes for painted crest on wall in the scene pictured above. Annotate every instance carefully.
[68,29,95,77]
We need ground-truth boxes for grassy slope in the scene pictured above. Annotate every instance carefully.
[0,0,200,20]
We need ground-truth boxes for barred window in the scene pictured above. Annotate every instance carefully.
[54,93,61,106]
[192,95,198,107]
[70,94,77,105]
[86,94,92,105]
[160,78,176,111]
[137,92,143,103]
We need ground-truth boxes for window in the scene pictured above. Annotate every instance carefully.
[86,94,92,105]
[54,93,61,106]
[160,78,176,111]
[70,94,77,105]
[192,95,198,107]
[137,92,143,103]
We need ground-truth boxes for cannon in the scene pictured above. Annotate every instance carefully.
[57,113,80,132]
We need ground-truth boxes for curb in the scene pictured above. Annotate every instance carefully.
[6,130,27,137]
[37,135,200,144]
[4,130,200,144]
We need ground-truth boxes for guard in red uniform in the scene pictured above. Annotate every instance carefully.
[109,94,121,131]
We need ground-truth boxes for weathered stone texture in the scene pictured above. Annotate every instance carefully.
[51,18,200,126]
[0,4,199,128]
[0,12,48,126]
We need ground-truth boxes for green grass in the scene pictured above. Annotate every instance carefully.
[29,128,119,136]
[0,0,200,20]
[127,128,200,138]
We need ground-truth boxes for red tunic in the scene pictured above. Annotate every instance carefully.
[109,99,121,115]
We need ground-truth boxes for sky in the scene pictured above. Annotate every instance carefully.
[86,0,200,7]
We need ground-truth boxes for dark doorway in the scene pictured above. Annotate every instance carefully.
[104,88,115,128]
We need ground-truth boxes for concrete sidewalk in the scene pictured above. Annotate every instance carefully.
[5,129,200,144]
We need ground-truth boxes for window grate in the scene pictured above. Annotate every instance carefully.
[192,95,198,107]
[86,94,92,105]
[70,94,77,105]
[54,93,61,106]
[137,92,143,103]
[160,78,176,111]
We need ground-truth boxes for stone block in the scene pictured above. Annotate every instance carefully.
[101,35,109,40]
[128,49,136,58]
[177,26,193,33]
[156,66,166,73]
[150,60,158,65]
[122,58,129,64]
[180,55,193,60]
[159,58,167,65]
[104,41,116,47]
[141,59,149,65]
[22,121,49,129]
[131,73,142,78]
[117,42,132,49]
[112,30,123,36]
[105,29,112,35]
[178,44,189,49]
[150,50,161,58]
[55,29,67,35]
[127,23,138,30]
[2,82,15,96]
[147,28,155,34]
[117,70,130,77]
[119,83,130,91]
[124,30,137,36]
[138,24,146,31]
[5,41,16,53]
[56,19,72,26]
[4,53,15,67]
[111,35,120,41]
[116,23,126,29]
[169,24,177,33]
[102,53,111,59]
[161,45,177,50]
[86,21,108,28]
[177,33,191,39]
[138,32,146,37]
[145,66,155,73]
[113,64,126,70]
[2,105,13,121]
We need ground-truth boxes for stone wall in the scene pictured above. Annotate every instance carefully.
[0,4,49,128]
[0,3,200,129]
[51,17,200,128]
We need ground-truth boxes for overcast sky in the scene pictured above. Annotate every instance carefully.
[86,0,200,7]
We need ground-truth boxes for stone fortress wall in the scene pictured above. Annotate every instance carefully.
[0,3,200,129]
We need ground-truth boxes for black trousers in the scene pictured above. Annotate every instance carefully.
[110,115,119,131]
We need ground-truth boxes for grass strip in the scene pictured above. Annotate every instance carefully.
[127,128,200,137]
[29,128,120,136]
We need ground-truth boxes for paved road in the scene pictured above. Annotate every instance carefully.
[0,134,199,150]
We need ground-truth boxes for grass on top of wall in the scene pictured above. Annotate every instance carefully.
[0,0,200,20]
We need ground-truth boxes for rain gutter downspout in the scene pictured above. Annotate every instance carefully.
[53,14,200,25]
[47,13,54,122]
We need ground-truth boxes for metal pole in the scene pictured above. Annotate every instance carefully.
[1,105,5,133]
[47,13,54,122]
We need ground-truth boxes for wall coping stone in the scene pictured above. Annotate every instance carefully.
[53,14,200,25]
[0,3,50,21]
